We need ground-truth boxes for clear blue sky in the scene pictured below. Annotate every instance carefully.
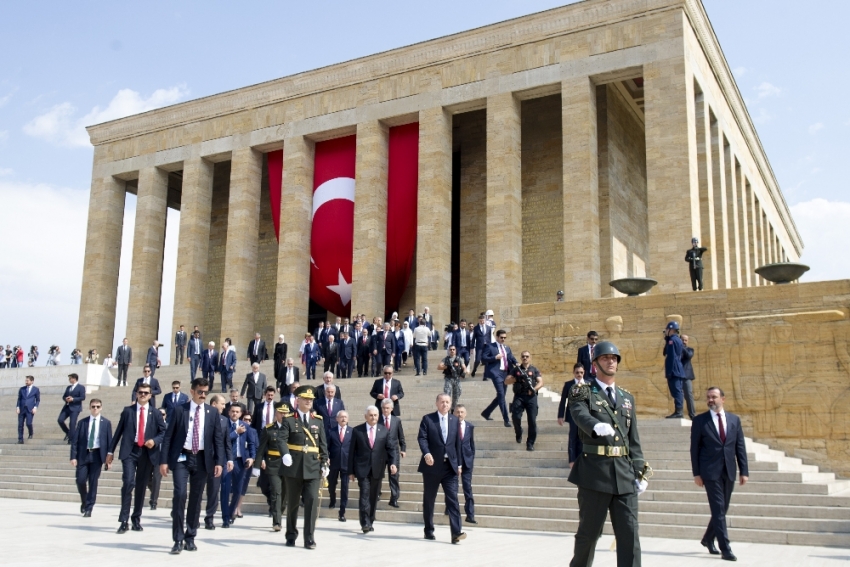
[1,1,847,362]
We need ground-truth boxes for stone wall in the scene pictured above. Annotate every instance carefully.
[254,155,278,341]
[500,280,850,476]
[203,162,230,342]
[456,110,487,323]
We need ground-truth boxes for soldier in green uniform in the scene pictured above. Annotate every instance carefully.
[255,400,292,532]
[568,341,648,567]
[280,385,329,549]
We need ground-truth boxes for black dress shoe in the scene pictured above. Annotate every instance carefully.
[184,540,197,551]
[63,434,69,442]
[150,504,157,510]
[362,525,372,534]
[424,533,436,540]
[222,521,230,528]
[329,500,336,509]
[236,513,243,519]
[83,511,92,518]
[526,444,535,452]
[452,532,467,544]
[304,541,316,549]
[388,500,400,508]
[117,522,129,534]
[170,543,182,555]
[131,520,143,531]
[665,413,684,419]
[205,521,215,530]
[480,413,493,421]
[701,539,720,555]
[515,432,522,443]
[465,516,477,524]
[722,553,737,561]
[81,504,85,513]
[503,422,511,428]
[17,440,23,444]
[338,515,346,522]
[285,540,296,547]
[28,434,32,439]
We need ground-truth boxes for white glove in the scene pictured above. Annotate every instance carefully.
[635,479,648,496]
[251,468,261,477]
[593,423,616,437]
[321,466,330,478]
[282,453,293,467]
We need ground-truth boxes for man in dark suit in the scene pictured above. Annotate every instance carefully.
[378,398,406,507]
[454,404,476,524]
[187,331,202,380]
[470,314,490,378]
[323,335,339,375]
[418,393,466,544]
[406,309,418,329]
[16,375,40,443]
[327,410,352,521]
[691,387,748,561]
[115,337,132,386]
[146,340,160,377]
[348,405,398,533]
[315,384,345,436]
[58,373,86,444]
[132,365,162,407]
[203,395,234,529]
[356,329,372,378]
[159,378,228,554]
[201,342,218,389]
[557,364,586,467]
[681,335,698,419]
[452,320,473,366]
[248,332,268,365]
[337,331,355,378]
[313,322,326,355]
[106,382,166,534]
[278,358,300,393]
[372,323,396,370]
[70,398,113,517]
[241,362,268,414]
[174,325,187,364]
[161,381,189,417]
[252,387,278,430]
[315,371,343,403]
[224,403,255,527]
[480,329,516,427]
[224,388,248,420]
[303,336,322,381]
[217,339,237,393]
[370,366,404,415]
[575,330,599,381]
[663,321,686,418]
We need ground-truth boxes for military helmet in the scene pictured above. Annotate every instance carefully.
[592,341,621,363]
[666,321,680,331]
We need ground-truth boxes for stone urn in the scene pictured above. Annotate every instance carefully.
[609,277,658,296]
[755,262,809,284]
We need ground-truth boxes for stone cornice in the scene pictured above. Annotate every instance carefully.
[86,0,680,145]
[681,0,802,254]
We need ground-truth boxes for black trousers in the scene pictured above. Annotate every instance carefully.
[17,409,34,440]
[171,451,209,543]
[119,447,155,522]
[377,462,400,502]
[571,486,641,567]
[117,364,130,385]
[285,476,320,543]
[689,266,704,291]
[357,475,381,528]
[174,346,185,364]
[511,394,539,445]
[703,475,735,554]
[76,451,103,512]
[482,379,509,423]
[460,467,474,518]
[148,464,162,505]
[413,344,428,374]
[357,355,370,377]
[422,462,461,537]
[204,466,222,522]
[268,471,288,526]
[471,348,485,375]
[327,467,349,514]
[58,406,80,438]
[338,359,352,378]
[323,358,337,375]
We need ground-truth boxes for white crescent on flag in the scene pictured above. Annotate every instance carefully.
[312,177,355,218]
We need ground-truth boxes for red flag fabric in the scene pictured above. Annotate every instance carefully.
[385,123,419,311]
[267,149,283,241]
[310,135,356,316]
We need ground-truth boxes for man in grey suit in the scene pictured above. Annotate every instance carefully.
[115,338,132,387]
[240,362,268,414]
[174,325,187,365]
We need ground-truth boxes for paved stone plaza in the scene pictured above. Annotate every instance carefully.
[7,498,848,566]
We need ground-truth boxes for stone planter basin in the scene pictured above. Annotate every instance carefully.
[609,277,658,296]
[755,262,809,284]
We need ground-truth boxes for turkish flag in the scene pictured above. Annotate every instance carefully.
[385,123,419,310]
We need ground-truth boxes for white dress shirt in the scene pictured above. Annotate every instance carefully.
[595,378,617,405]
[183,401,206,451]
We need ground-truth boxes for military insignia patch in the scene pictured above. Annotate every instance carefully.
[570,383,590,401]
[622,399,632,410]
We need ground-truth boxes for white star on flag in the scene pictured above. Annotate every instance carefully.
[327,270,352,306]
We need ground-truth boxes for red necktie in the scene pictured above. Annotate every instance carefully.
[328,400,332,415]
[136,406,145,447]
[384,381,390,399]
[590,345,596,375]
[369,426,375,448]
[191,405,200,453]
[266,403,271,426]
[718,413,726,444]
[385,416,390,429]
[339,427,344,442]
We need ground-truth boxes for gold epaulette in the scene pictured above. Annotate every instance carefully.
[312,412,323,420]
[618,387,631,394]
[265,423,274,428]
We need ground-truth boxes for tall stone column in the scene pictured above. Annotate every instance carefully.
[126,167,169,350]
[220,147,263,351]
[486,92,522,317]
[415,106,452,328]
[726,150,742,287]
[351,121,389,318]
[644,57,700,293]
[562,77,600,299]
[711,123,730,288]
[274,137,314,344]
[695,95,717,290]
[739,170,752,287]
[77,174,126,358]
[172,157,213,339]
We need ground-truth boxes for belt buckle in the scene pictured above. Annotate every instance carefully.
[303,445,308,453]
[610,446,621,457]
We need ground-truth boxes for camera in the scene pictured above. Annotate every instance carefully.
[445,323,454,333]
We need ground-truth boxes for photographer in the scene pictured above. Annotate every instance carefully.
[505,350,543,451]
[47,346,61,366]
[438,345,467,412]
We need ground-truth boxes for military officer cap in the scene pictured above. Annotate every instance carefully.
[294,385,316,399]
[592,341,621,363]
[274,401,292,414]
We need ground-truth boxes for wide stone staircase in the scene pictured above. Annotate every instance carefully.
[2,351,850,547]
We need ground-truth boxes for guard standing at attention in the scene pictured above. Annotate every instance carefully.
[685,237,708,291]
[279,385,329,549]
[254,400,292,532]
[568,341,648,567]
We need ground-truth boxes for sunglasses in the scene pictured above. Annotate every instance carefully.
[497,336,506,340]
[521,355,530,359]
[143,370,151,374]
[194,390,209,397]
[137,391,151,396]
[383,372,393,375]
[91,405,102,409]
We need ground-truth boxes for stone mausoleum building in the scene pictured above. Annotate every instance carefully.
[79,0,801,367]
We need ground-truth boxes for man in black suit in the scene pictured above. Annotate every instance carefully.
[327,410,352,522]
[160,378,228,554]
[315,384,344,437]
[470,314,490,378]
[248,332,268,365]
[132,365,163,407]
[681,335,698,419]
[315,371,343,403]
[480,329,516,427]
[557,363,586,467]
[175,325,187,364]
[348,405,398,533]
[691,387,748,561]
[337,331,355,378]
[241,362,268,414]
[454,404,476,524]
[58,373,86,444]
[378,398,406,507]
[252,386,278,430]
[370,366,404,415]
[115,337,132,386]
[278,358,300,393]
[323,334,339,375]
[203,394,234,530]
[146,340,160,377]
[201,342,218,389]
[70,398,113,517]
[187,331,202,380]
[161,380,189,417]
[224,388,248,420]
[452,320,473,366]
[372,323,396,371]
[356,329,372,378]
[106,382,166,534]
[418,393,466,544]
[576,330,599,380]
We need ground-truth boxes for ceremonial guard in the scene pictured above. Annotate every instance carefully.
[255,400,292,532]
[568,341,648,567]
[685,237,708,291]
[279,386,329,549]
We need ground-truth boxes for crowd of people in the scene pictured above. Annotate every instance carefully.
[0,344,38,367]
